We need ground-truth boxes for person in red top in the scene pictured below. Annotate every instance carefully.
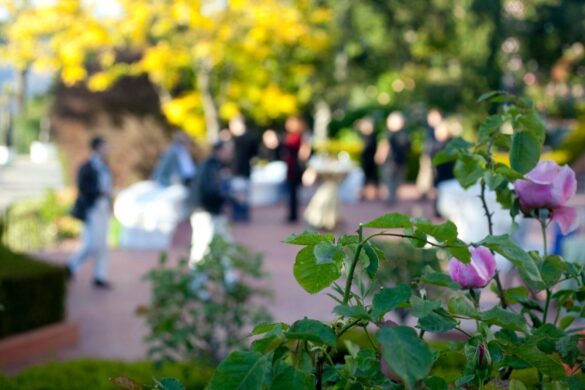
[283,116,310,223]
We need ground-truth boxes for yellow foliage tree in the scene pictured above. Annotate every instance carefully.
[1,0,332,141]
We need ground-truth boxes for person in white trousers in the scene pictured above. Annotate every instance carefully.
[189,140,234,265]
[68,136,113,289]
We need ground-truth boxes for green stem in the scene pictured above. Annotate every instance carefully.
[337,318,361,337]
[540,217,551,325]
[362,326,378,350]
[455,327,473,338]
[480,179,508,309]
[343,225,364,305]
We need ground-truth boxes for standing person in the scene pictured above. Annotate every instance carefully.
[68,136,113,289]
[375,111,411,204]
[189,140,234,264]
[417,108,443,199]
[283,116,310,223]
[152,131,196,187]
[229,115,257,222]
[357,117,379,200]
[258,129,282,162]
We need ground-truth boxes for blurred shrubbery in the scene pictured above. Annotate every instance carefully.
[1,189,81,252]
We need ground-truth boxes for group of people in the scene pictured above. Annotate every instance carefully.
[65,115,311,288]
[358,108,455,205]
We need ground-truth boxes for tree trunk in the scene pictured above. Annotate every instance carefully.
[197,59,220,144]
[14,67,27,115]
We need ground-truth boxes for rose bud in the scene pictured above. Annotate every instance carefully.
[475,343,492,370]
[448,246,496,289]
[514,160,578,234]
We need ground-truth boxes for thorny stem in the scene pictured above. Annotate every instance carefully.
[479,178,508,309]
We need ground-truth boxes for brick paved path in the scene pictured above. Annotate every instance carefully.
[9,186,432,371]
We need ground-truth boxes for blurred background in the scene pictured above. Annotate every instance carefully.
[1,0,585,387]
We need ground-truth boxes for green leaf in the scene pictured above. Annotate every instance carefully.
[371,284,412,319]
[448,296,479,318]
[556,335,580,367]
[284,231,334,245]
[445,240,472,264]
[478,90,511,103]
[432,137,473,166]
[207,351,271,390]
[516,111,546,145]
[541,255,567,287]
[479,114,506,142]
[364,213,412,229]
[559,316,575,330]
[338,234,359,245]
[417,310,457,332]
[413,218,458,242]
[480,235,544,291]
[363,242,379,279]
[313,242,343,265]
[420,268,461,290]
[480,306,529,333]
[334,305,372,321]
[484,171,506,191]
[293,246,342,294]
[270,361,315,390]
[286,319,336,347]
[510,131,540,174]
[154,378,185,390]
[568,376,585,390]
[410,296,441,318]
[252,322,289,335]
[376,326,433,389]
[454,154,484,188]
[513,345,566,379]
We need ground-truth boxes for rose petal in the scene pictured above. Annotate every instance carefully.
[525,160,559,185]
[551,206,579,235]
[473,246,497,281]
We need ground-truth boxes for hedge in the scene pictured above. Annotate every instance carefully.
[0,245,67,338]
[0,359,214,390]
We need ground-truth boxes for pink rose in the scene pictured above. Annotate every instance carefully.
[514,161,578,234]
[448,246,496,289]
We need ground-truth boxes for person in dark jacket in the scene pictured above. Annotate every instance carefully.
[229,115,257,222]
[357,117,379,200]
[189,140,234,264]
[283,116,310,223]
[375,112,411,204]
[68,136,113,289]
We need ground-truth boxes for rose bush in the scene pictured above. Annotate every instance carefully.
[117,92,585,390]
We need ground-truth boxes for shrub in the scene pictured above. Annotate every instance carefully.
[0,359,213,390]
[141,236,272,365]
[0,245,67,338]
[198,93,585,389]
[1,189,81,252]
